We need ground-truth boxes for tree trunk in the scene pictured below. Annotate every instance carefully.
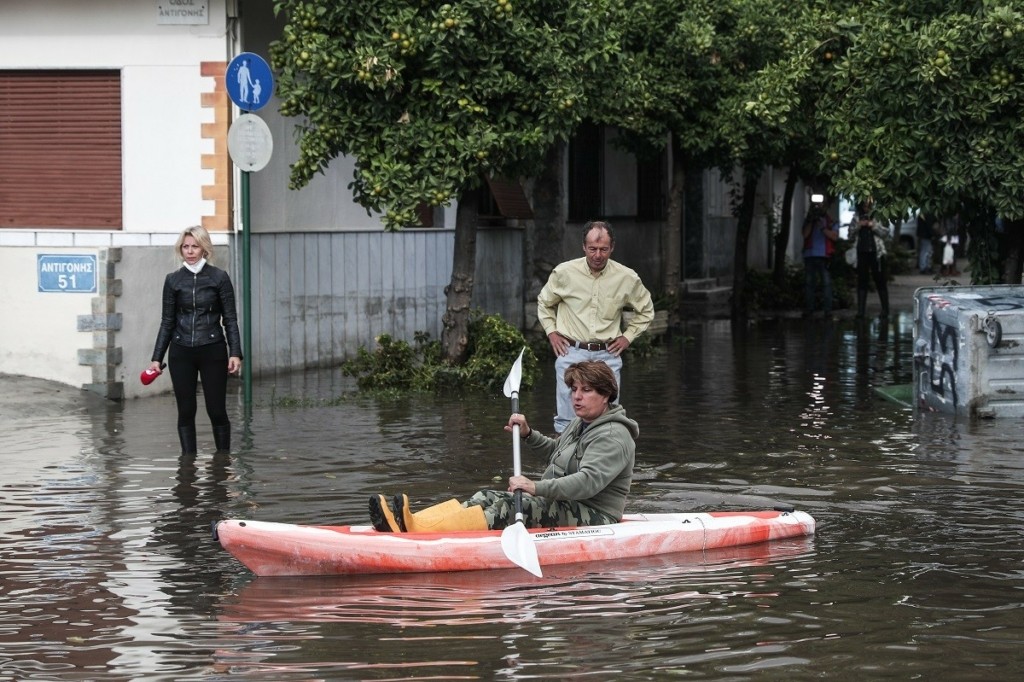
[663,140,684,301]
[773,165,799,287]
[730,168,761,320]
[1002,218,1024,284]
[441,187,480,364]
[529,142,566,299]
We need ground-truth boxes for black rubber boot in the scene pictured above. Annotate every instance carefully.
[369,495,406,532]
[178,426,198,455]
[213,424,231,454]
[856,289,868,319]
[878,288,890,318]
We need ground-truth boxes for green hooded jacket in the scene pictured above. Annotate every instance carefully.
[522,404,638,520]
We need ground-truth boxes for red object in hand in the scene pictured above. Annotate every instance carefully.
[140,367,163,385]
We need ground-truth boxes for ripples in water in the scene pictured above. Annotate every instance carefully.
[2,316,1023,679]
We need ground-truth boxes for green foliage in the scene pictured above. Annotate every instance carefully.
[816,3,1024,220]
[964,201,1003,284]
[616,0,805,171]
[271,0,633,229]
[747,1,1024,279]
[268,0,1024,284]
[341,312,538,393]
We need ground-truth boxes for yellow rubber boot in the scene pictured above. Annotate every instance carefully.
[398,496,465,533]
[400,496,488,532]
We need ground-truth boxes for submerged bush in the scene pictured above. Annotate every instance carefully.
[341,311,538,394]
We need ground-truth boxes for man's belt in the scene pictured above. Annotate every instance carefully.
[565,337,608,351]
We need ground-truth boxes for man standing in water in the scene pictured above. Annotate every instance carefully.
[537,220,654,434]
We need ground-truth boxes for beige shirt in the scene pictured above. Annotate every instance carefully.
[537,257,654,343]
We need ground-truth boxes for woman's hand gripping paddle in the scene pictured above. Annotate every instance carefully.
[500,348,543,577]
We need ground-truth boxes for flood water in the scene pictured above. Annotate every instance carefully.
[2,313,1023,680]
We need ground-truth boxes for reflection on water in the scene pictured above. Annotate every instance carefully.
[1,312,1023,680]
[213,540,818,678]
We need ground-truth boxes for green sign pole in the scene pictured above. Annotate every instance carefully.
[225,51,274,423]
[241,169,252,414]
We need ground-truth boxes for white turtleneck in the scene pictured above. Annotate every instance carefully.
[183,258,207,274]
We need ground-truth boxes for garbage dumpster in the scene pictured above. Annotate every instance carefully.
[913,285,1024,418]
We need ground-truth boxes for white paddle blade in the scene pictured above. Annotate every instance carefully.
[502,348,526,398]
[500,522,542,577]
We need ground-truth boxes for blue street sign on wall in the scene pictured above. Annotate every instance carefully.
[226,52,274,112]
[37,254,98,293]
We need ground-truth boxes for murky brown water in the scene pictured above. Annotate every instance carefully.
[2,313,1022,680]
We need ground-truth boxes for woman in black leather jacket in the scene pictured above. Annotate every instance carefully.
[150,226,242,455]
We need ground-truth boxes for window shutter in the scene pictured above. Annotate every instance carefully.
[484,176,533,219]
[0,70,122,229]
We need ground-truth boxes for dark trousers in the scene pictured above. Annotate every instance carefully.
[804,256,833,314]
[856,252,889,314]
[168,342,230,429]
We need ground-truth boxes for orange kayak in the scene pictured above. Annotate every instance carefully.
[214,509,815,577]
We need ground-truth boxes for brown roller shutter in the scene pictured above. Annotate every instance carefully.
[0,70,122,229]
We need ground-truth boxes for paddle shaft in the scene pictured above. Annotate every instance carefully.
[498,348,542,576]
[511,394,524,523]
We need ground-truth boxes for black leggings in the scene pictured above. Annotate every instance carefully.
[168,343,230,429]
[857,252,888,297]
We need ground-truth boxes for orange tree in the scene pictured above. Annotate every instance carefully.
[611,0,804,316]
[270,0,636,362]
[754,1,1024,283]
[737,2,850,287]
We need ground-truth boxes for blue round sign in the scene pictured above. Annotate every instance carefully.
[226,52,274,112]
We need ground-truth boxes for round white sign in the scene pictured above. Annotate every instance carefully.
[227,113,273,172]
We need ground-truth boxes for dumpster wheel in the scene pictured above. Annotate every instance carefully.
[985,315,1002,348]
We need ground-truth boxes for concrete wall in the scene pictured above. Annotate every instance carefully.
[0,233,232,399]
[0,1,233,394]
[0,246,99,389]
[0,226,521,396]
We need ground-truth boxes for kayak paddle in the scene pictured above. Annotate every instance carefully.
[500,348,543,577]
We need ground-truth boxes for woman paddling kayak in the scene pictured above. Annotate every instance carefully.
[369,360,639,533]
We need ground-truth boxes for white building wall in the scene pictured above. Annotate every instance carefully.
[0,1,232,393]
[0,0,229,234]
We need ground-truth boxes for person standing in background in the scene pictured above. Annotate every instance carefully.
[853,202,890,319]
[150,226,242,455]
[916,211,935,275]
[537,221,654,434]
[801,194,838,318]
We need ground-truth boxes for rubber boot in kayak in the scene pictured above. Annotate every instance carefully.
[178,426,197,455]
[398,495,487,532]
[369,495,405,532]
[213,424,231,454]
[396,495,464,532]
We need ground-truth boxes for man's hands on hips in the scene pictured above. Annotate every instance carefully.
[607,336,630,356]
[548,332,630,357]
[548,332,571,356]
